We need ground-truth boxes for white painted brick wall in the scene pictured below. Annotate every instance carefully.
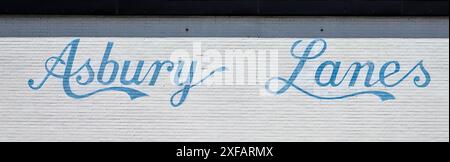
[0,16,448,142]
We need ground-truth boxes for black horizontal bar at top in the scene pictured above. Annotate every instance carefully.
[0,0,448,16]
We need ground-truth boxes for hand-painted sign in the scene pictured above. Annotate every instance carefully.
[28,38,431,107]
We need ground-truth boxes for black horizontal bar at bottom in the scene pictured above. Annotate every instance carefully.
[0,142,447,161]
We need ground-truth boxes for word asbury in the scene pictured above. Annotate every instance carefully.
[28,39,227,107]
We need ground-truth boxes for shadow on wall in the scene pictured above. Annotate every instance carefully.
[0,16,448,38]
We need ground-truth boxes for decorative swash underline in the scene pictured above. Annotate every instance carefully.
[265,77,396,102]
